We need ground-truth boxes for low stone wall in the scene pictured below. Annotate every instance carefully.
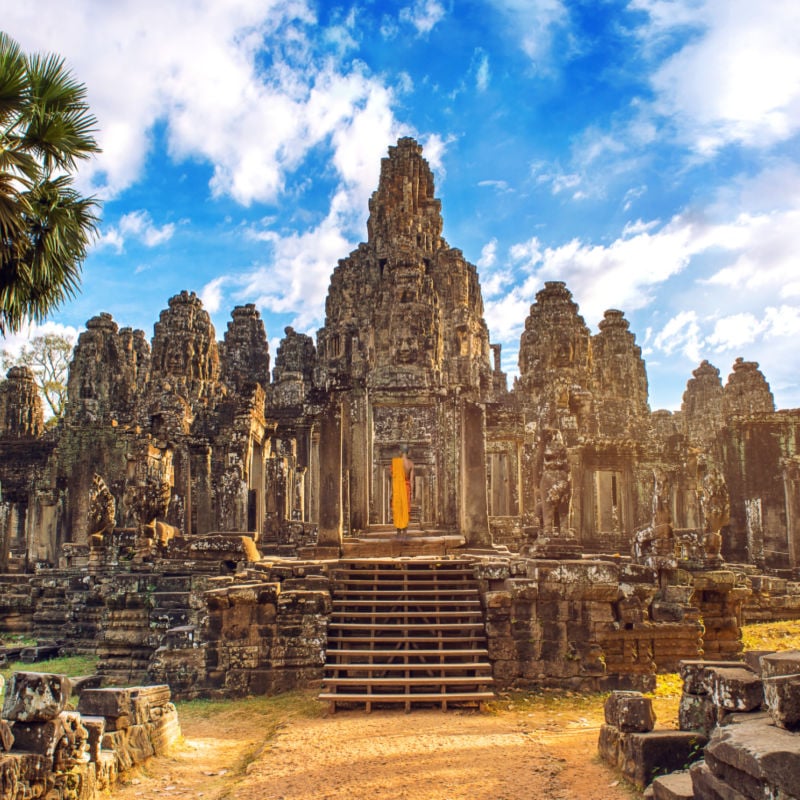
[741,573,800,623]
[0,672,180,800]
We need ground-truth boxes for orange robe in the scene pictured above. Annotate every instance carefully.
[391,457,410,529]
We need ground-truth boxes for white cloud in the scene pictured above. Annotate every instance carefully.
[200,277,227,315]
[707,313,766,352]
[653,311,702,362]
[1,322,81,364]
[399,0,446,35]
[475,51,490,92]
[240,192,354,329]
[95,210,175,253]
[477,240,497,270]
[634,0,800,153]
[488,0,569,69]
[3,1,403,210]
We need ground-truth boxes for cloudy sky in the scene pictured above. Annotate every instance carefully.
[3,0,800,410]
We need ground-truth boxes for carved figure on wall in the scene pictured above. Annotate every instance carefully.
[632,468,676,568]
[701,466,730,563]
[536,427,571,535]
[87,474,116,547]
[131,475,171,527]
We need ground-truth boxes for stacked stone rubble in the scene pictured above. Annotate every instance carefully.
[0,671,179,800]
[598,690,707,790]
[646,651,800,800]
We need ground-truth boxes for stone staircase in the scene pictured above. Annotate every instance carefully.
[319,559,494,711]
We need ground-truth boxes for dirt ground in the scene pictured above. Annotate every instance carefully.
[111,690,643,800]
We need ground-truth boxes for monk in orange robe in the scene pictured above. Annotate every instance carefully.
[391,446,414,535]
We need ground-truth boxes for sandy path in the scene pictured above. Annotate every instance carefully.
[111,693,638,800]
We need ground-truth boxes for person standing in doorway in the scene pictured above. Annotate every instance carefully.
[391,445,414,536]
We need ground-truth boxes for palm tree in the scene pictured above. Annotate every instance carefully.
[0,32,100,334]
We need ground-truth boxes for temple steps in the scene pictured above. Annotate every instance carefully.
[320,559,494,712]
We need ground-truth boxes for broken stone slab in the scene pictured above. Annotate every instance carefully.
[679,660,751,696]
[742,649,775,676]
[626,730,708,789]
[761,650,800,679]
[650,769,694,800]
[763,673,800,731]
[689,760,750,800]
[599,724,707,789]
[604,690,657,732]
[1,672,72,722]
[704,714,800,800]
[77,687,133,729]
[708,667,764,712]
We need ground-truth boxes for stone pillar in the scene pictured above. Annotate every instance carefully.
[317,400,343,554]
[783,458,800,572]
[348,391,370,533]
[461,401,492,547]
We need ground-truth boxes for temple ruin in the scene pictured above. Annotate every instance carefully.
[1,137,799,704]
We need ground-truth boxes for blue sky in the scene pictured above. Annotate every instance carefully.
[3,0,800,410]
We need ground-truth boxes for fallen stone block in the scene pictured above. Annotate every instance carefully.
[689,759,750,800]
[604,690,657,732]
[679,661,749,696]
[1,672,72,722]
[626,730,708,789]
[761,650,800,680]
[704,714,800,800]
[77,687,132,720]
[650,769,694,800]
[708,667,763,713]
[763,673,800,731]
[742,649,774,677]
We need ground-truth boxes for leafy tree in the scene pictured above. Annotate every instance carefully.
[1,332,73,420]
[0,32,100,334]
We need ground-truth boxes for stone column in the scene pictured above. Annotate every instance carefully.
[783,458,800,572]
[317,399,343,554]
[348,391,370,533]
[461,401,492,548]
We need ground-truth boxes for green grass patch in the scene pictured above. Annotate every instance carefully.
[1,654,98,685]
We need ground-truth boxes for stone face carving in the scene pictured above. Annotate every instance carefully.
[220,303,270,394]
[66,312,150,425]
[723,357,775,416]
[150,290,220,408]
[682,360,724,446]
[0,366,44,438]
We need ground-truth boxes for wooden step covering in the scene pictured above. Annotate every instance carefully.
[320,558,494,712]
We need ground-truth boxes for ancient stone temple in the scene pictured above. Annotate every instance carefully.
[0,137,799,708]
[315,137,495,549]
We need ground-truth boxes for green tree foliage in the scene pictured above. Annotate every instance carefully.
[1,332,73,420]
[0,32,100,334]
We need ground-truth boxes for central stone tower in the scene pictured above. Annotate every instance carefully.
[316,138,496,546]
